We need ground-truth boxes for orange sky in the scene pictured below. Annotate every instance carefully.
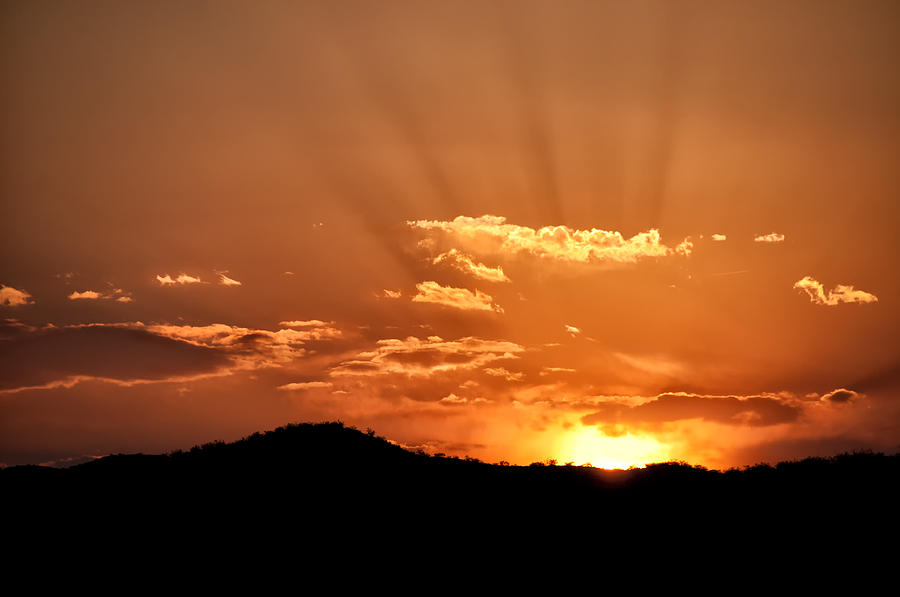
[2,0,899,468]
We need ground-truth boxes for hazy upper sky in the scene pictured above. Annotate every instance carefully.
[2,0,899,468]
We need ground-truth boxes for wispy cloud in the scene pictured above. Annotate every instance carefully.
[711,234,727,241]
[379,289,402,299]
[330,335,524,378]
[412,281,503,313]
[279,319,334,327]
[540,367,576,376]
[277,381,333,391]
[793,276,878,306]
[433,249,510,283]
[483,367,524,381]
[409,215,691,264]
[217,273,242,287]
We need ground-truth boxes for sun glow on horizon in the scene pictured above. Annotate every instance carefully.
[562,428,672,470]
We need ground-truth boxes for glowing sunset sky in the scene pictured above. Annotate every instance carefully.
[2,0,899,468]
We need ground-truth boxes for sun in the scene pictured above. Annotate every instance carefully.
[560,428,672,470]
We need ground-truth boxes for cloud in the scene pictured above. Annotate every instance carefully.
[68,288,133,302]
[412,281,503,313]
[483,367,525,381]
[433,249,510,283]
[793,276,878,306]
[330,335,524,378]
[409,215,690,264]
[675,238,694,256]
[581,392,802,428]
[68,290,102,300]
[754,232,785,243]
[156,274,203,285]
[279,319,333,327]
[0,320,345,394]
[277,381,333,391]
[711,234,727,241]
[0,325,232,392]
[217,273,242,287]
[145,321,342,364]
[439,393,491,406]
[540,367,576,376]
[379,289,402,299]
[614,352,686,377]
[1,285,33,307]
[819,388,860,403]
[564,325,581,336]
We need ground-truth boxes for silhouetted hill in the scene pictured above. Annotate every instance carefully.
[4,422,898,547]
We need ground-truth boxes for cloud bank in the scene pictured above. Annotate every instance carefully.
[409,215,691,264]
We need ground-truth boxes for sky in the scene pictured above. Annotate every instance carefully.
[2,0,899,469]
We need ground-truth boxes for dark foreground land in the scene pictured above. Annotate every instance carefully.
[4,422,899,551]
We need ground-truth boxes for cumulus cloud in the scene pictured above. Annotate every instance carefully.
[565,325,581,336]
[68,290,102,300]
[156,274,203,285]
[675,238,694,256]
[793,276,878,306]
[754,232,785,243]
[1,285,33,307]
[412,281,503,313]
[439,393,468,405]
[408,215,690,264]
[277,381,333,391]
[330,335,524,378]
[433,249,510,283]
[711,234,727,241]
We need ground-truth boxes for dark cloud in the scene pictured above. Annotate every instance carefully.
[820,389,858,404]
[582,393,800,428]
[0,325,231,391]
